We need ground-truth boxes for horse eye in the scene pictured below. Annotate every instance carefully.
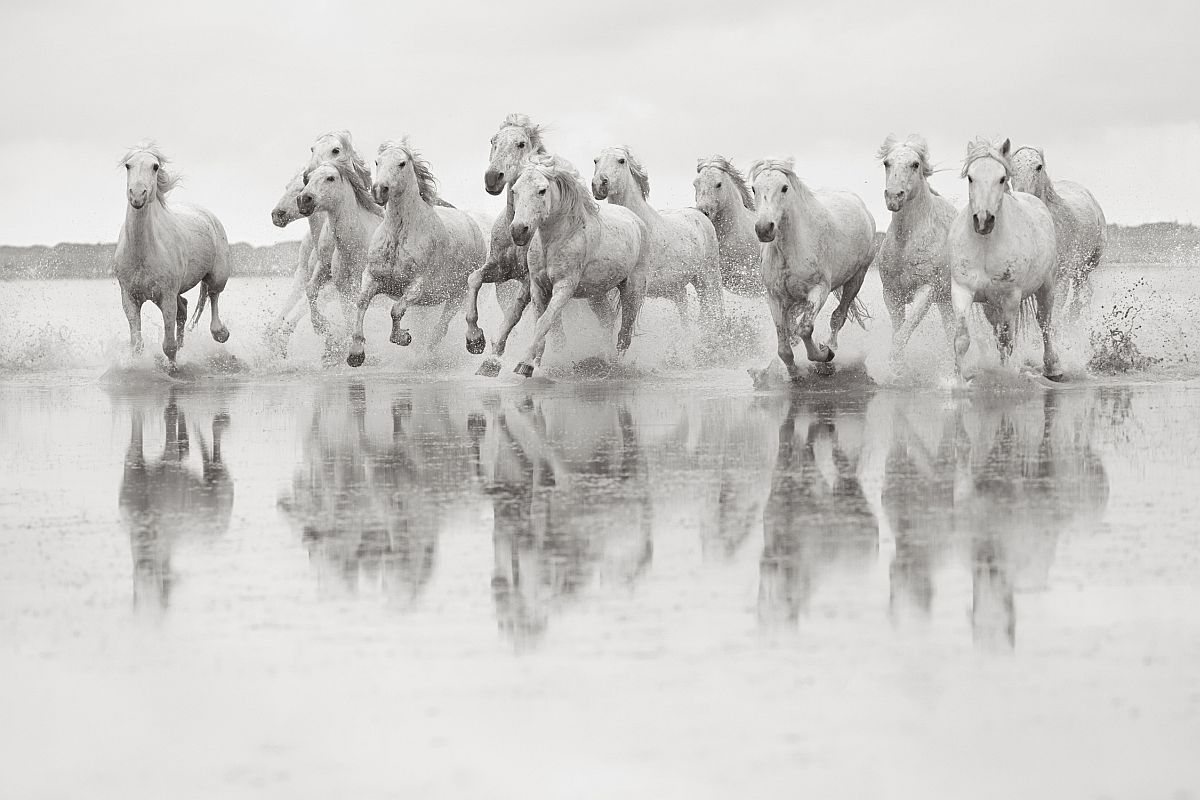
[399,161,406,168]
[883,160,891,168]
[517,142,526,149]
[1035,164,1043,172]
[538,188,546,196]
[715,182,722,189]
[152,164,159,171]
[326,176,335,182]
[332,148,340,156]
[911,162,919,170]
[1000,176,1006,184]
[125,164,131,170]
[781,185,788,193]
[968,176,974,183]
[618,158,626,165]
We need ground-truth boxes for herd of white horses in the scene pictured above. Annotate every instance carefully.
[114,113,1106,383]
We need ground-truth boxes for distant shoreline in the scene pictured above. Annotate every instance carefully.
[1,222,1197,280]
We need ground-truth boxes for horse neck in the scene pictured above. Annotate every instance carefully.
[775,182,823,246]
[891,177,935,236]
[384,180,437,232]
[306,211,324,240]
[1035,172,1061,203]
[326,194,372,252]
[123,197,173,255]
[710,192,756,237]
[540,195,592,243]
[609,183,660,226]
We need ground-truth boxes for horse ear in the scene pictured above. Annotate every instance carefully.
[999,138,1011,158]
[696,158,705,171]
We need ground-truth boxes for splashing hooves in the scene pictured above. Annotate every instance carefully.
[514,362,534,378]
[212,327,230,344]
[390,330,412,347]
[1044,371,1065,382]
[466,334,486,355]
[476,359,502,378]
[347,351,365,368]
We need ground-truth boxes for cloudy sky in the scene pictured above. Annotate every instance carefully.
[1,0,1196,246]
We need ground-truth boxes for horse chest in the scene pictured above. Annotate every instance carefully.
[761,251,820,298]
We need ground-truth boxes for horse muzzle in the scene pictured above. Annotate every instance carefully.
[884,190,906,212]
[484,169,505,196]
[271,208,291,227]
[510,222,533,247]
[591,177,609,200]
[297,194,316,217]
[372,184,389,206]
[128,191,148,210]
[973,212,996,236]
[755,220,777,243]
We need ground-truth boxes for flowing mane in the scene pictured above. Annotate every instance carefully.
[525,154,598,219]
[117,140,181,202]
[491,113,548,154]
[602,145,650,199]
[961,137,1012,179]
[877,134,935,178]
[378,138,444,206]
[696,155,754,210]
[748,157,807,194]
[311,130,381,216]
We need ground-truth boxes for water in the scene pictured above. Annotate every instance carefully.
[2,267,1199,798]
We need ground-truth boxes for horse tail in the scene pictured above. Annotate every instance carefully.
[837,290,872,329]
[1015,294,1039,337]
[189,283,209,331]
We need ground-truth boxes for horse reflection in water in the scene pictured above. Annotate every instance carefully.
[954,390,1109,650]
[118,388,234,610]
[277,383,477,606]
[759,391,878,628]
[479,389,653,648]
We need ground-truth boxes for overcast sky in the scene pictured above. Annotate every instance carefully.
[1,0,1196,246]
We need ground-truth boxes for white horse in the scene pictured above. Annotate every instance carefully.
[748,158,876,386]
[874,134,959,361]
[592,146,723,327]
[114,142,231,365]
[946,138,1061,380]
[346,139,487,367]
[1010,145,1107,321]
[297,159,382,353]
[508,154,649,377]
[693,155,762,296]
[266,167,321,348]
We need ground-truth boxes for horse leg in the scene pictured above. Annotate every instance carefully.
[587,292,618,329]
[465,262,502,354]
[122,290,144,355]
[390,277,425,348]
[1036,282,1063,381]
[950,282,974,381]
[430,293,464,349]
[883,289,907,363]
[992,304,1016,366]
[176,295,188,351]
[205,281,230,343]
[828,266,868,354]
[306,263,333,337]
[753,293,801,386]
[797,284,833,362]
[347,276,383,368]
[158,296,179,365]
[670,288,689,328]
[515,277,573,377]
[891,285,936,360]
[616,272,647,356]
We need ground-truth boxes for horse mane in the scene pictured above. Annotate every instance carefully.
[961,137,1012,179]
[118,140,181,202]
[311,130,381,216]
[493,113,548,154]
[377,138,444,206]
[307,158,381,214]
[525,153,598,219]
[877,134,935,179]
[748,157,806,195]
[696,155,754,210]
[602,145,650,199]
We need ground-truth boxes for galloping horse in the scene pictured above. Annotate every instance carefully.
[346,139,486,366]
[694,155,762,295]
[874,134,959,361]
[946,138,1061,380]
[748,158,876,386]
[114,142,231,365]
[508,154,649,377]
[1010,146,1107,322]
[266,167,321,349]
[592,145,724,327]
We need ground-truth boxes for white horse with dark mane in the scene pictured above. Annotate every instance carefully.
[114,142,231,365]
[1010,145,1106,321]
[508,154,649,377]
[946,138,1061,381]
[874,134,959,361]
[346,138,486,366]
[592,145,723,326]
[694,155,762,295]
[747,158,876,386]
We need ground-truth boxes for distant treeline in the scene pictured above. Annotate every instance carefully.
[2,222,1197,280]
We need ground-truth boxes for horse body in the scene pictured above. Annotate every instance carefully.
[115,143,231,364]
[874,135,959,360]
[694,156,762,295]
[1011,147,1106,320]
[748,159,876,385]
[946,139,1061,380]
[592,146,723,326]
[508,155,649,377]
[266,167,326,348]
[347,140,486,366]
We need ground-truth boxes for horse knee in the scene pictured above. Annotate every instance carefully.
[798,323,814,340]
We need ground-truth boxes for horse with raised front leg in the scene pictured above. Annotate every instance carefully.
[114,142,232,366]
[747,158,876,387]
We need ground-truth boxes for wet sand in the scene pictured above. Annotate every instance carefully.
[2,266,1200,798]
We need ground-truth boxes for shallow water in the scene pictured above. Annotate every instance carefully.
[2,268,1200,798]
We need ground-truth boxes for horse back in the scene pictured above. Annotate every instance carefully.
[582,205,646,290]
[814,189,876,280]
[174,203,231,288]
[1052,180,1108,256]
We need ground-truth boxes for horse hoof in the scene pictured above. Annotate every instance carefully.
[466,335,486,355]
[476,359,502,378]
[391,330,412,347]
[212,327,230,344]
[1044,371,1065,383]
[819,347,835,363]
[347,350,366,368]
[514,362,534,378]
